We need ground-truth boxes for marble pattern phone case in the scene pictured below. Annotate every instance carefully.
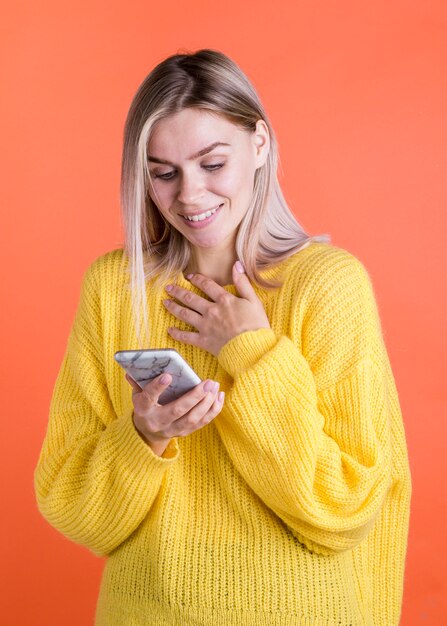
[114,349,202,405]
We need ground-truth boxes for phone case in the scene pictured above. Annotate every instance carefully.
[114,348,202,405]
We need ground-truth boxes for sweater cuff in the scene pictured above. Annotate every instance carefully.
[217,328,279,378]
[112,410,180,466]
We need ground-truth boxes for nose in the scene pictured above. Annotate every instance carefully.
[177,171,204,206]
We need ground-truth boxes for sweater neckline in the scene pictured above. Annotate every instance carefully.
[170,242,322,295]
[151,242,323,298]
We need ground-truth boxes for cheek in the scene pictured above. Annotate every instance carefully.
[149,186,171,212]
[218,166,252,197]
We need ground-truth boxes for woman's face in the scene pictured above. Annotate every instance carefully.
[146,108,269,256]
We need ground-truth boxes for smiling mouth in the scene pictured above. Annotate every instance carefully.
[181,203,224,222]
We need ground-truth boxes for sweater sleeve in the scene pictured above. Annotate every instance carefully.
[34,260,180,557]
[215,255,394,555]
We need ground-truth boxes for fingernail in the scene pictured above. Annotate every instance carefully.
[186,273,194,279]
[213,381,220,393]
[235,261,245,273]
[218,391,225,403]
[160,374,170,385]
[204,379,214,392]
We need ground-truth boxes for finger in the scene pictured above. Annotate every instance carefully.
[163,298,203,329]
[162,379,218,423]
[167,383,220,436]
[125,372,142,393]
[167,326,203,348]
[173,381,220,422]
[187,273,229,302]
[232,261,258,302]
[164,284,209,315]
[199,390,225,426]
[139,373,172,407]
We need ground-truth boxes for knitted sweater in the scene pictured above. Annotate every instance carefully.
[34,242,411,626]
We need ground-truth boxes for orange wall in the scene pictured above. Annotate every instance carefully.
[1,1,445,624]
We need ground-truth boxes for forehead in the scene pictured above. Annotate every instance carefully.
[147,108,247,158]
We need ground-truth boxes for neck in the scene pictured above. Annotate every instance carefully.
[186,249,237,286]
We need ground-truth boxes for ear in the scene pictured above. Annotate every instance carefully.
[252,119,270,169]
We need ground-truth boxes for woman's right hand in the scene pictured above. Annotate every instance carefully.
[126,373,225,456]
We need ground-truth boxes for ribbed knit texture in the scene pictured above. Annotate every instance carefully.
[34,242,411,626]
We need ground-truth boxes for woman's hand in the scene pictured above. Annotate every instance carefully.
[163,261,271,357]
[126,372,224,456]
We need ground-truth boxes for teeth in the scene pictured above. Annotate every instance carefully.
[183,205,221,222]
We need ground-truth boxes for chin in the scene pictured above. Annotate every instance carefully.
[190,234,226,248]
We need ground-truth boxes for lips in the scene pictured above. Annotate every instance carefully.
[181,202,224,222]
[180,203,224,229]
[180,203,224,219]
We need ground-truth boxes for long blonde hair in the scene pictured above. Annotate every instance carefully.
[120,48,330,345]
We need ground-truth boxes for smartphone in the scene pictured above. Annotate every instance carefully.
[114,348,202,405]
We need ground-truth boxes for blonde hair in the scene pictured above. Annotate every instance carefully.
[120,48,330,345]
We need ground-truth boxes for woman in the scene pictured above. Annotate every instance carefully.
[35,49,412,625]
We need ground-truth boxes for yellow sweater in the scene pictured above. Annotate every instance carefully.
[35,242,411,626]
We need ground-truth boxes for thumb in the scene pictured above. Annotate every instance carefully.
[137,372,172,408]
[126,371,172,398]
[233,260,257,301]
[143,372,172,395]
[141,372,172,406]
[125,372,142,392]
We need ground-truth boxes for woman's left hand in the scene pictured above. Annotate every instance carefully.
[163,261,271,357]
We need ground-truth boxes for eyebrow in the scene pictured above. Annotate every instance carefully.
[147,141,231,165]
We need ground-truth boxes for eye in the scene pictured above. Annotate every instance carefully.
[204,163,225,171]
[153,171,175,181]
[152,163,225,181]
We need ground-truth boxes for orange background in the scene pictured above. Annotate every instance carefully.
[1,1,446,624]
